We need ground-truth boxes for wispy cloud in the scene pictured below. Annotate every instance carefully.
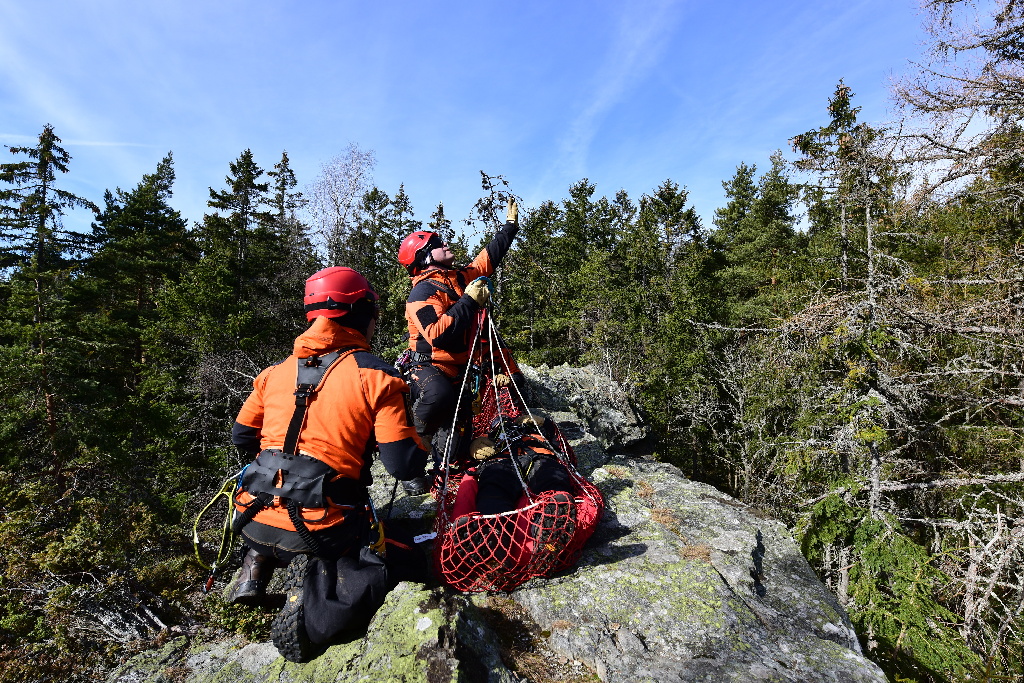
[548,0,685,184]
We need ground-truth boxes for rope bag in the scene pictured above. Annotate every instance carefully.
[432,309,604,593]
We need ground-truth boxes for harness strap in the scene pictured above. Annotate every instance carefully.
[230,491,274,535]
[283,347,359,455]
[426,279,460,300]
[287,499,326,556]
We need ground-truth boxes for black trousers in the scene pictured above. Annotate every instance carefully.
[409,362,474,465]
[409,362,465,435]
[240,507,369,563]
[475,454,574,515]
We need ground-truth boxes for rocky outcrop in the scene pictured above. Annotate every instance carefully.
[519,364,647,450]
[108,364,885,683]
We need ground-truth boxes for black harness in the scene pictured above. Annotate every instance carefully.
[233,347,363,555]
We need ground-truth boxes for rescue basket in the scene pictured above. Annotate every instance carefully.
[431,310,604,593]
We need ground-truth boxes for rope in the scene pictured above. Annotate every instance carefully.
[192,469,243,591]
[437,306,487,517]
[432,300,608,592]
[485,310,534,502]
[486,311,603,509]
[287,499,326,557]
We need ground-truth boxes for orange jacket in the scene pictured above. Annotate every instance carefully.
[405,221,518,377]
[233,318,427,532]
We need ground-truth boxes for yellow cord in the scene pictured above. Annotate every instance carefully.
[193,474,239,572]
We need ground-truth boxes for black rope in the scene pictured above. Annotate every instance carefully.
[385,476,400,521]
[230,494,268,536]
[287,499,326,557]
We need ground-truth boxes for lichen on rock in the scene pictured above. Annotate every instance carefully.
[110,363,884,683]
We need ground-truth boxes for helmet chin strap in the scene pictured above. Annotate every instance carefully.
[419,250,439,271]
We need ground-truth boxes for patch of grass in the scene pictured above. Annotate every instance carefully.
[603,465,630,478]
[204,595,275,641]
[650,507,678,528]
[679,544,713,562]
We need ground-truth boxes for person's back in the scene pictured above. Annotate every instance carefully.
[227,267,428,605]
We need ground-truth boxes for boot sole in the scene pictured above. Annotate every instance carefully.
[271,554,316,663]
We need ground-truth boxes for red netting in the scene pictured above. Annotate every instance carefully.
[435,469,604,592]
[432,340,604,592]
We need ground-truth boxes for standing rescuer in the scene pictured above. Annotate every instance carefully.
[226,266,428,606]
[396,199,521,495]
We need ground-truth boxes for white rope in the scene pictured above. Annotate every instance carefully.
[485,311,601,508]
[437,310,485,521]
[485,310,534,502]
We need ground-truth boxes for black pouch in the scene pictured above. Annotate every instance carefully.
[303,547,389,644]
[241,450,334,508]
[381,521,429,584]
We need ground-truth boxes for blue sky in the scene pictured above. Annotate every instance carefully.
[1,0,925,239]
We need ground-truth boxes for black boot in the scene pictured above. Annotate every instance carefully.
[401,475,433,496]
[227,549,277,606]
[402,430,436,496]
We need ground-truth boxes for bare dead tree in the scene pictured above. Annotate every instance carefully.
[305,143,376,266]
[895,0,1024,211]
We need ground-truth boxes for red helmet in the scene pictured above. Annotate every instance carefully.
[397,230,442,274]
[304,267,378,321]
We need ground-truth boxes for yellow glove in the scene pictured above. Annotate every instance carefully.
[517,413,548,433]
[470,438,496,461]
[506,198,518,225]
[493,374,510,387]
[465,278,491,306]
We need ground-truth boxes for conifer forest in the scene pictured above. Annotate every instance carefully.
[2,2,1023,681]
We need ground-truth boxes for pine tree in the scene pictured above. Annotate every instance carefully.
[73,154,192,481]
[0,124,98,270]
[267,150,305,224]
[713,153,802,325]
[502,199,569,363]
[0,125,98,486]
[149,151,304,480]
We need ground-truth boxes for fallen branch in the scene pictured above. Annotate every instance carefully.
[801,472,1024,507]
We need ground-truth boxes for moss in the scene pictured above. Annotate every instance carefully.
[195,660,246,683]
[111,585,463,683]
[278,643,366,683]
[543,556,724,632]
[107,636,193,682]
[338,584,458,683]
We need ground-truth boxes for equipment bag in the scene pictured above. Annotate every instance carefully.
[302,547,389,643]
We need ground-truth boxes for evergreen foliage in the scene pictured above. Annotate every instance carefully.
[3,6,1024,677]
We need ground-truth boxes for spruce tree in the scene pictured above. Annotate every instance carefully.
[76,154,192,484]
[0,124,98,486]
[713,153,802,324]
[0,124,98,270]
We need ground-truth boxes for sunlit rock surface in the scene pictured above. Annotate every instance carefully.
[108,364,884,683]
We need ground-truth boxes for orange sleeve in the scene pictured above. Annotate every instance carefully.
[235,366,272,429]
[361,366,428,479]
